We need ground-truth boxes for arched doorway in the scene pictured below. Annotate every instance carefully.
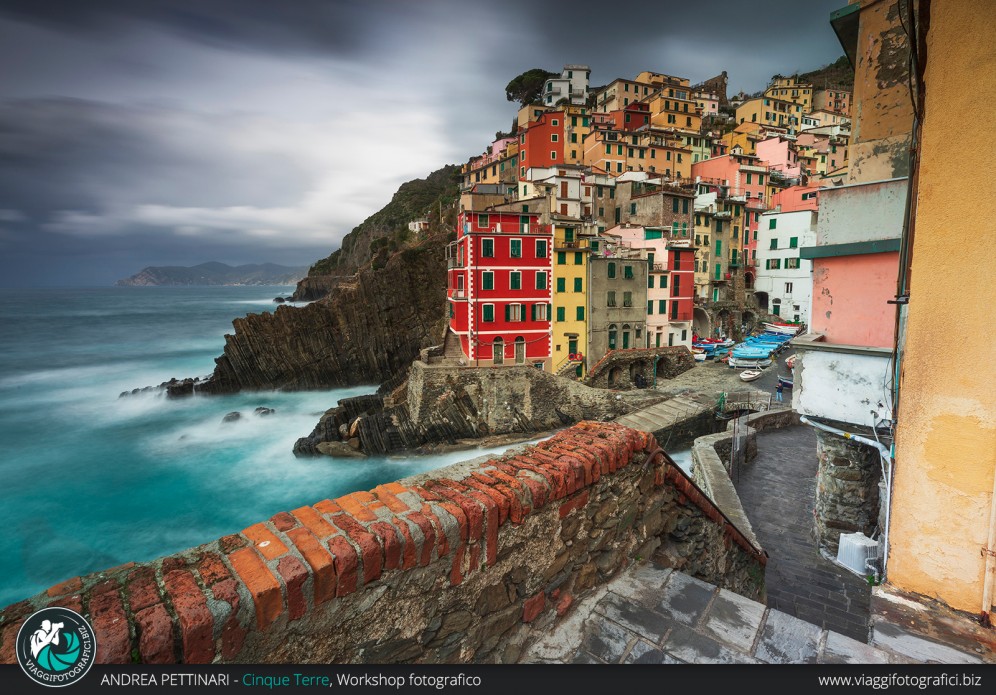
[754,291,769,312]
[608,366,622,388]
[629,360,646,387]
[693,308,711,338]
[717,309,732,338]
[771,298,782,317]
[492,337,504,365]
[622,324,632,350]
[744,271,755,289]
[608,324,618,351]
[743,311,757,334]
[514,336,525,364]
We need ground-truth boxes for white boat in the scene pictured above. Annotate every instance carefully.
[762,322,802,336]
[694,352,708,362]
[728,356,773,369]
[739,369,763,382]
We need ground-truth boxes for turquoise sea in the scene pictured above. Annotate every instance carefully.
[0,286,527,607]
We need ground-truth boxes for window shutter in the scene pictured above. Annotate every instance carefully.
[505,305,510,321]
[531,304,537,321]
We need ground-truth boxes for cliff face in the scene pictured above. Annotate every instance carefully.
[200,239,449,393]
[295,165,460,303]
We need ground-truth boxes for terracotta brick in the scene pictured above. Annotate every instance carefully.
[330,514,382,585]
[556,593,574,616]
[327,536,359,597]
[270,511,298,532]
[430,486,483,544]
[417,507,448,557]
[196,552,231,587]
[372,485,414,514]
[437,501,468,543]
[432,477,469,493]
[333,492,377,522]
[450,544,465,586]
[210,579,246,660]
[227,547,283,630]
[369,522,402,571]
[162,556,188,574]
[463,477,511,525]
[522,592,546,622]
[468,543,481,574]
[520,477,548,510]
[46,576,82,597]
[285,527,337,605]
[242,523,289,561]
[289,505,337,539]
[391,518,418,570]
[89,583,131,664]
[135,604,176,664]
[465,490,499,567]
[313,499,343,515]
[411,485,442,502]
[403,512,436,566]
[163,570,214,663]
[125,567,160,613]
[219,533,247,553]
[46,594,82,614]
[558,490,590,519]
[276,557,308,621]
[0,619,25,665]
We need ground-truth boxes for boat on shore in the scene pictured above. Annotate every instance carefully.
[739,369,763,382]
[778,375,794,389]
[763,322,803,336]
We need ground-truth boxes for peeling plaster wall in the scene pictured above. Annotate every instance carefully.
[795,349,892,426]
[889,0,996,614]
[810,253,899,347]
[848,0,915,184]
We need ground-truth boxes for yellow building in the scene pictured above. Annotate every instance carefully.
[645,92,702,133]
[551,224,590,377]
[886,0,996,616]
[692,208,713,300]
[763,76,814,109]
[735,96,803,130]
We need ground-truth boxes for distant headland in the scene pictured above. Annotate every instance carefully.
[116,262,309,287]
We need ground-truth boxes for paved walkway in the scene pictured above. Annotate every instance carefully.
[735,425,872,642]
[521,564,971,664]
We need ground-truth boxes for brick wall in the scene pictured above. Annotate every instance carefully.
[0,422,765,665]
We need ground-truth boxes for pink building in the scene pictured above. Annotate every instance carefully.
[770,184,822,213]
[755,136,802,178]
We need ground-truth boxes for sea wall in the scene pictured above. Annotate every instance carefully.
[0,422,765,665]
[583,346,695,390]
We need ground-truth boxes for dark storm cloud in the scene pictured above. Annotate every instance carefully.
[0,0,849,287]
[0,0,376,59]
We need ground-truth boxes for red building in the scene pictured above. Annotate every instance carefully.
[518,111,565,176]
[447,211,553,368]
[668,246,695,329]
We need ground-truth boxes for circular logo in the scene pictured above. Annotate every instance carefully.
[15,607,96,687]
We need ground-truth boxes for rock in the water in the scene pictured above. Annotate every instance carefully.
[254,406,275,416]
[346,437,361,450]
[222,411,242,423]
[273,296,286,303]
[316,441,367,458]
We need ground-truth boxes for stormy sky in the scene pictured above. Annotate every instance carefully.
[0,0,846,287]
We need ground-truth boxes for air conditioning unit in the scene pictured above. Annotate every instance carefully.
[836,532,879,576]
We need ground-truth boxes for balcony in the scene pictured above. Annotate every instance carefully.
[449,289,467,300]
[669,311,693,322]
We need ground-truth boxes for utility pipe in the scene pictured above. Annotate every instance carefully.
[982,465,996,627]
[800,415,893,580]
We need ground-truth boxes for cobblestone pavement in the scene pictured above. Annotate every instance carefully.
[735,425,873,642]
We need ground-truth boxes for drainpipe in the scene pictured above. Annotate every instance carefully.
[984,470,996,627]
[800,415,893,579]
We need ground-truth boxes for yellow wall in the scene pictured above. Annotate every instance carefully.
[552,226,589,374]
[888,0,996,613]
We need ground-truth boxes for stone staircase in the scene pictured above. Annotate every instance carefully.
[523,564,985,664]
[614,396,712,434]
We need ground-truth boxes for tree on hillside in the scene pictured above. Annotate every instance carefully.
[505,68,557,106]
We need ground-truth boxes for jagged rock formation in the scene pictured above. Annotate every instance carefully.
[116,262,307,287]
[294,361,664,457]
[197,241,449,394]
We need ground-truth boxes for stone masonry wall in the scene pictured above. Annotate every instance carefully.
[0,423,765,666]
[814,428,882,554]
[584,346,695,390]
